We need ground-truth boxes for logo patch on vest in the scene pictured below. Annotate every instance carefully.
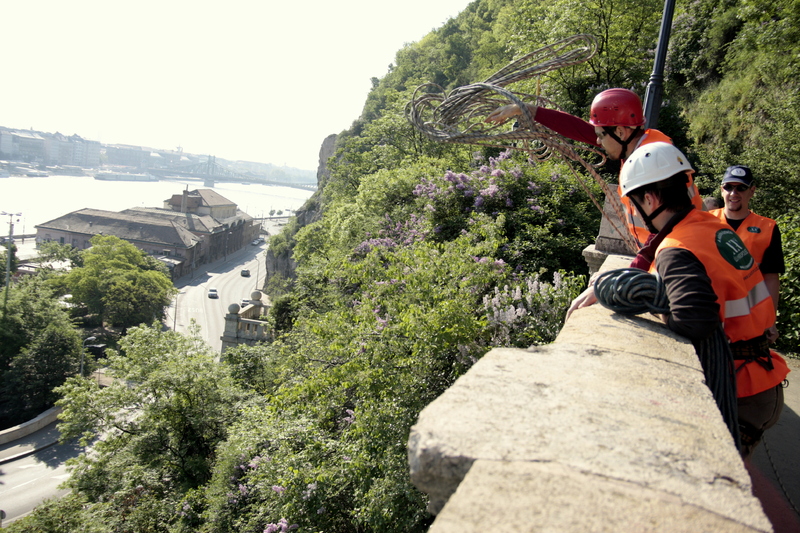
[716,229,754,270]
[747,226,761,234]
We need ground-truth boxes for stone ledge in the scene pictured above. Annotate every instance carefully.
[408,255,772,532]
[429,460,764,533]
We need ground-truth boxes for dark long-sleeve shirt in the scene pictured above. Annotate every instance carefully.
[652,209,721,343]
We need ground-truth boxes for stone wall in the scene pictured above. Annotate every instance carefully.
[408,255,773,532]
[0,406,61,445]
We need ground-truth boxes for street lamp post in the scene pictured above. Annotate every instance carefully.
[1,211,22,316]
[81,336,96,377]
[643,0,677,129]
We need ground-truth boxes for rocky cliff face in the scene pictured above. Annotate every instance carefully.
[316,134,337,190]
[264,134,336,284]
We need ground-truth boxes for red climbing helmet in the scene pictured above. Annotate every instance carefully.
[589,88,646,127]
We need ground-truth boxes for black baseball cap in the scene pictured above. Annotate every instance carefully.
[721,165,754,186]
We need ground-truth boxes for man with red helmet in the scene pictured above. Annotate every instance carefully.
[486,88,703,251]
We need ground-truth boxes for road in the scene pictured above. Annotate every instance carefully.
[0,423,83,527]
[165,240,267,352]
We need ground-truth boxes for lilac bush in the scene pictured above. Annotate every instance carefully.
[482,270,584,347]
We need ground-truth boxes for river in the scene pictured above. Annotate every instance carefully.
[0,175,315,236]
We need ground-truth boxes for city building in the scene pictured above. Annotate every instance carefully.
[35,189,260,278]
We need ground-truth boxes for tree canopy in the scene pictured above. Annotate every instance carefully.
[64,235,175,327]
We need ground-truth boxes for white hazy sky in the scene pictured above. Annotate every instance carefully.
[4,0,475,171]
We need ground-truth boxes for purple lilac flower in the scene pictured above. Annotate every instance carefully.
[480,183,500,198]
[264,519,299,533]
[272,485,285,495]
[302,482,318,500]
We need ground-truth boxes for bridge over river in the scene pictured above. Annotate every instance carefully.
[147,156,317,191]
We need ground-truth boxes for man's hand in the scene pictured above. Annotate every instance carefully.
[766,325,779,344]
[485,104,522,125]
[566,286,597,320]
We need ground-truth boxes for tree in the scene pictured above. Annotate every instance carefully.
[64,235,175,327]
[2,324,82,422]
[51,324,255,530]
[492,0,664,114]
[36,240,84,268]
[0,242,18,288]
[0,276,82,428]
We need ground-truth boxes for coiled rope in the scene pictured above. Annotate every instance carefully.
[405,34,639,255]
[594,268,669,315]
[595,268,741,447]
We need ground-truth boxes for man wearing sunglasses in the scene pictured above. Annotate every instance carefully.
[708,165,785,344]
[708,165,788,459]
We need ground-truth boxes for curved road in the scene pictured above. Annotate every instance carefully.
[0,422,83,527]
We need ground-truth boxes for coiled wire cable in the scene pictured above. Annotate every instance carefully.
[594,268,740,447]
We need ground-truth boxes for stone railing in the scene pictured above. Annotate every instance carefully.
[408,254,772,532]
[219,291,272,353]
[0,406,61,445]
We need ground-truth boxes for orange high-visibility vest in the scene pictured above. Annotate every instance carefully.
[709,209,777,266]
[652,209,788,397]
[619,130,702,247]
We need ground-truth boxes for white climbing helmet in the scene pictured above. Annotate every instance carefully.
[619,142,693,197]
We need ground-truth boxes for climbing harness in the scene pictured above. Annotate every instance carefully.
[594,268,740,446]
[406,34,640,255]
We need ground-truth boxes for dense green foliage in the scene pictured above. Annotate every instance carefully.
[11,0,800,530]
[776,213,800,352]
[0,242,18,289]
[0,235,175,430]
[63,235,175,327]
[0,276,83,427]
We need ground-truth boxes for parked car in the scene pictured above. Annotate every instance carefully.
[241,298,250,307]
[207,288,219,299]
[251,239,260,246]
[240,269,250,277]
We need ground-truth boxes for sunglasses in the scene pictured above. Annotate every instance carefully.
[722,183,751,192]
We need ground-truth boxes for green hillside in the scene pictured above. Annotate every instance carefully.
[12,0,800,531]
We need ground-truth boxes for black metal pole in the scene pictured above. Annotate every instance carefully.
[643,0,677,130]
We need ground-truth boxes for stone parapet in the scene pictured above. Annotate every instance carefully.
[0,406,61,445]
[408,255,772,532]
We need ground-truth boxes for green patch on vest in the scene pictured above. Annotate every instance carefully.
[716,228,754,270]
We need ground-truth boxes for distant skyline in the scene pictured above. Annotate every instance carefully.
[3,1,474,172]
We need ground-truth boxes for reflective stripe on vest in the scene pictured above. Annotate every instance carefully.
[725,279,771,319]
[654,210,774,343]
